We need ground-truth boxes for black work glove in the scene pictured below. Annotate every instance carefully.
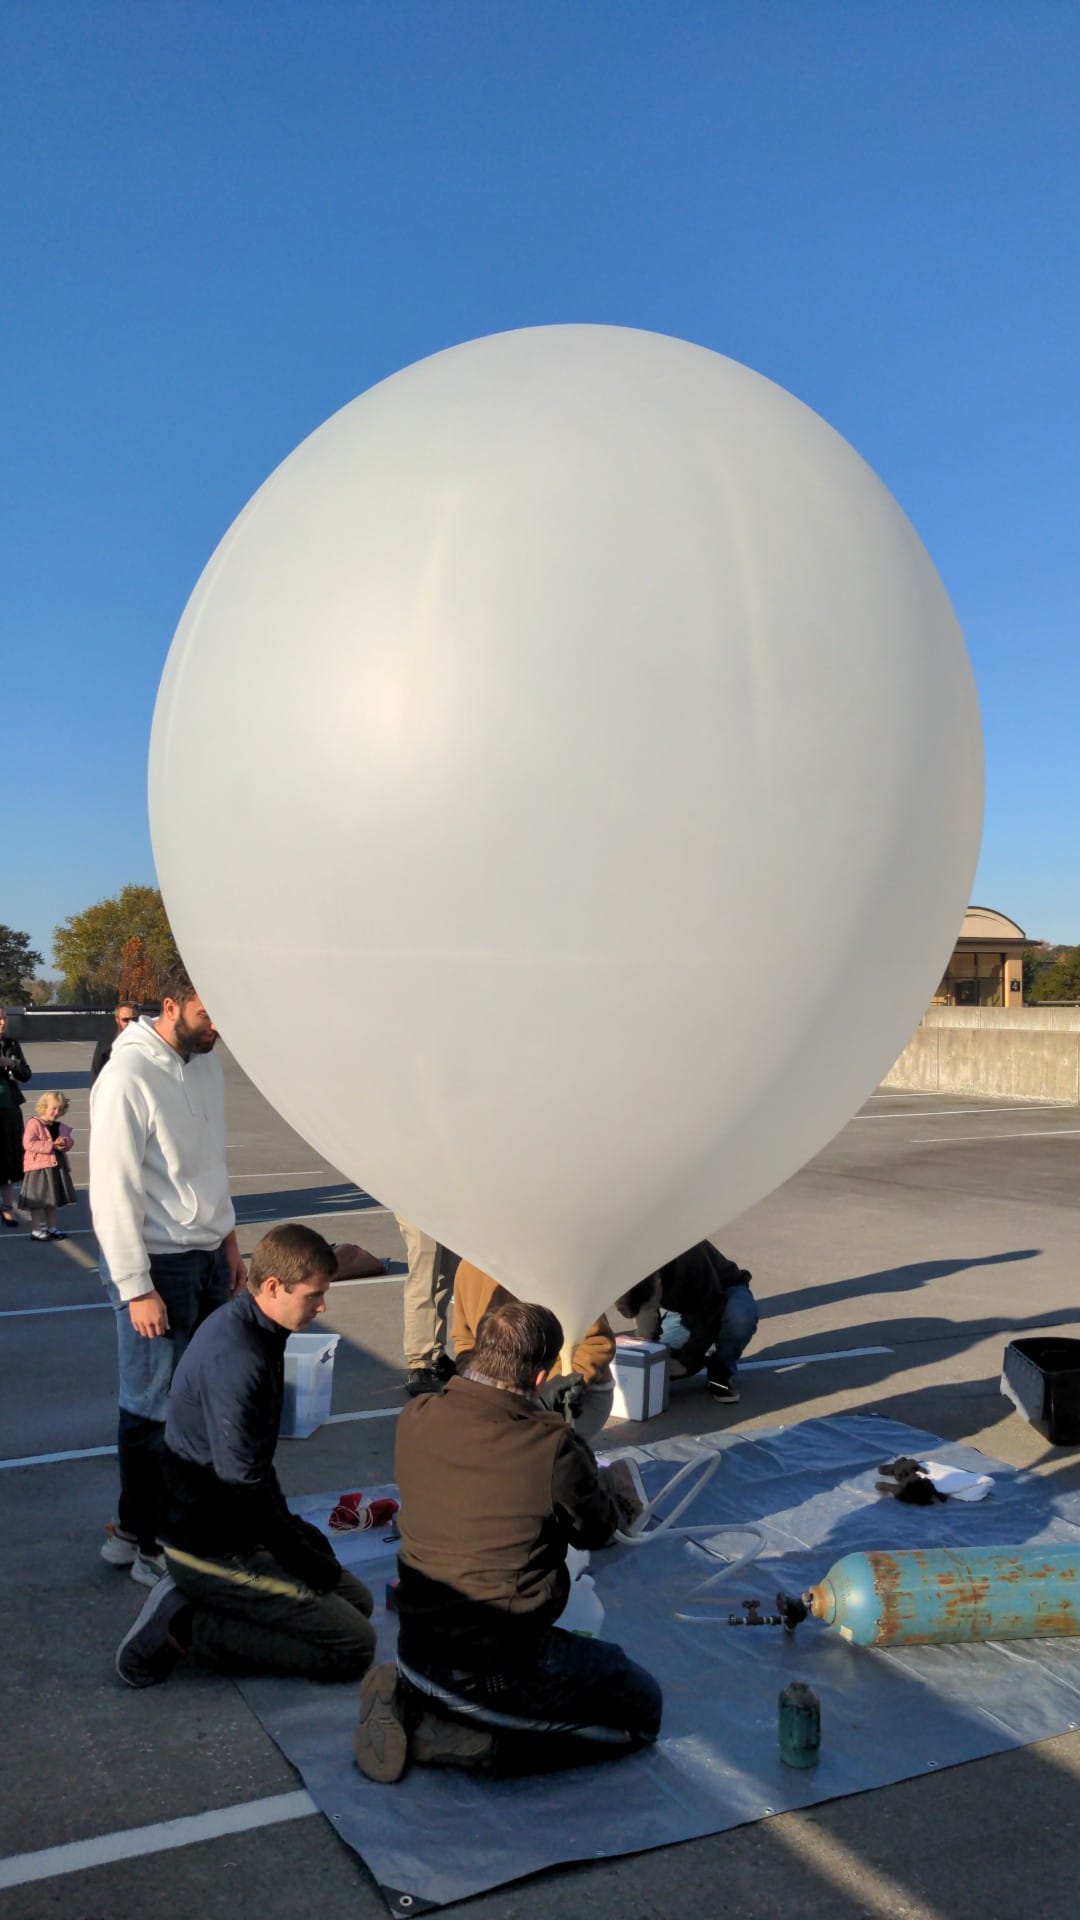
[876,1456,947,1505]
[538,1371,586,1424]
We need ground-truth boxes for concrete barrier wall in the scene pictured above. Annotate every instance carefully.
[1,1009,116,1043]
[923,1005,1080,1032]
[885,1022,1080,1102]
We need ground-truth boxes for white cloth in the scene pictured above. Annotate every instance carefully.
[89,1016,234,1302]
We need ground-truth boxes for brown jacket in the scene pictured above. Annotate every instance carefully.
[452,1260,615,1387]
[395,1372,620,1667]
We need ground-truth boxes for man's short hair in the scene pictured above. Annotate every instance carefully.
[248,1223,337,1292]
[471,1297,563,1389]
[159,961,198,1010]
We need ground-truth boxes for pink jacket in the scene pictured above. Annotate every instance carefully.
[23,1118,74,1172]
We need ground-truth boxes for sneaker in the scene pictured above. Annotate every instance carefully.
[100,1521,139,1568]
[706,1370,740,1404]
[354,1663,409,1784]
[115,1576,188,1688]
[404,1367,439,1398]
[31,1228,48,1242]
[131,1548,168,1588]
[410,1711,494,1771]
[47,1229,67,1240]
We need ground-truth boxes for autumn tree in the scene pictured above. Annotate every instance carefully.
[117,936,159,1007]
[0,925,44,1006]
[53,886,180,1005]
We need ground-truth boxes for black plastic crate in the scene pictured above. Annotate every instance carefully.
[1002,1337,1080,1445]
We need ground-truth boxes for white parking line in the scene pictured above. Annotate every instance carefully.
[323,1406,403,1425]
[854,1104,1070,1121]
[911,1128,1080,1146]
[0,1301,108,1319]
[0,1790,318,1891]
[0,1443,117,1469]
[740,1344,891,1372]
[0,1263,402,1321]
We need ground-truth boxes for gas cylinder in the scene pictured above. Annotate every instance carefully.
[806,1547,1080,1648]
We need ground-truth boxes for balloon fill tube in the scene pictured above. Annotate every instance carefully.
[805,1547,1080,1648]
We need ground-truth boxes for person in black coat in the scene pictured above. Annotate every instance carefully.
[0,1008,31,1226]
[89,1003,139,1086]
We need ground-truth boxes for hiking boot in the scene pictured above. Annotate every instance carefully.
[131,1548,168,1588]
[115,1577,189,1688]
[354,1663,409,1784]
[100,1521,139,1568]
[404,1367,439,1398]
[410,1711,494,1772]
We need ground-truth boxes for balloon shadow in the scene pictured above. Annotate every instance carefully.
[766,1248,1041,1318]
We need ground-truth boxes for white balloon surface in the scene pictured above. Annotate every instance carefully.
[150,325,982,1343]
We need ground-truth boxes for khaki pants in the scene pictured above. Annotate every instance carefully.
[397,1217,453,1369]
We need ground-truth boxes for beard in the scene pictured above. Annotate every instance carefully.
[174,1010,218,1054]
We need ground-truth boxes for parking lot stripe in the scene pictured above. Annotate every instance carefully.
[740,1345,891,1371]
[0,1790,318,1890]
[0,1444,117,1469]
[910,1128,1080,1146]
[855,1104,1069,1121]
[0,1301,108,1319]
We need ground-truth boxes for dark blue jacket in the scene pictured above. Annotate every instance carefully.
[162,1288,340,1591]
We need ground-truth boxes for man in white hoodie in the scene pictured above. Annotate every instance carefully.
[90,962,246,1587]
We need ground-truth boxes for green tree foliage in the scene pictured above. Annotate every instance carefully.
[0,925,44,1006]
[53,886,180,1005]
[1029,945,1080,1003]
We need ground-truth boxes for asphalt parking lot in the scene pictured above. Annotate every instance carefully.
[2,1043,1079,1919]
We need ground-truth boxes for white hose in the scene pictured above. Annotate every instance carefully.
[608,1447,766,1613]
[613,1449,724,1545]
[673,1526,768,1620]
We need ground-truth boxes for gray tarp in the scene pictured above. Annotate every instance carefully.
[237,1413,1080,1912]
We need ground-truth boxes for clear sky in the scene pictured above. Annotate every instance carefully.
[4,1,1077,973]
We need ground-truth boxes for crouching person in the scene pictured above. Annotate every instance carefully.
[616,1241,758,1404]
[354,1297,661,1783]
[115,1224,376,1688]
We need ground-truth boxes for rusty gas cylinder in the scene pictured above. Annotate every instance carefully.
[778,1681,820,1768]
[805,1547,1080,1648]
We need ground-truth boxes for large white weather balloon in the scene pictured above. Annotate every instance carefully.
[150,325,982,1342]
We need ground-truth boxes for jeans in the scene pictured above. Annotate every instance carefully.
[165,1545,377,1682]
[661,1283,759,1378]
[398,1626,662,1776]
[102,1246,231,1551]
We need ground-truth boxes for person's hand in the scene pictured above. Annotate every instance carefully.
[129,1290,169,1338]
[614,1333,639,1346]
[54,1137,69,1153]
[224,1234,247,1295]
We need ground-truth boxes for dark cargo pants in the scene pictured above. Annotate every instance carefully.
[165,1545,377,1682]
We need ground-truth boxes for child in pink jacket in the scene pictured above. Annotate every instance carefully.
[22,1092,76,1241]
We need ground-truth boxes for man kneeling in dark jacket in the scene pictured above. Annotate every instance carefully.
[115,1223,376,1687]
[354,1296,661,1782]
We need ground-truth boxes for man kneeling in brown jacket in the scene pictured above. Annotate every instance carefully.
[453,1259,616,1443]
[354,1298,660,1782]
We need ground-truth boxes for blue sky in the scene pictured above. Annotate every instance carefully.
[4,1,1077,972]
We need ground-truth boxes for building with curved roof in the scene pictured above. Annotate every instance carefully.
[932,906,1026,1007]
